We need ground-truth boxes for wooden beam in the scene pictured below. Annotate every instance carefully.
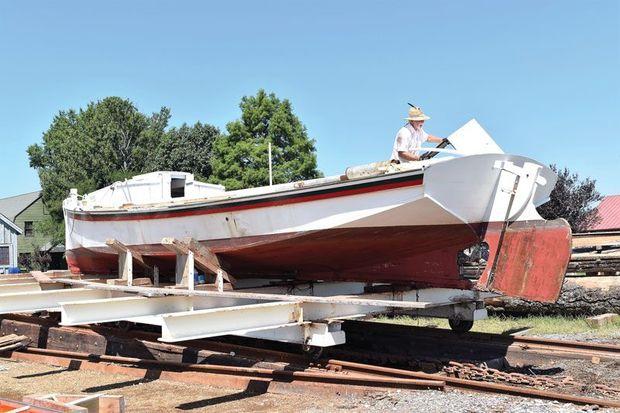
[161,238,236,285]
[30,271,54,284]
[106,239,152,271]
[54,278,470,309]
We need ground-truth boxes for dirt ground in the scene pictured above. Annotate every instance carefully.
[1,357,614,413]
[0,357,335,413]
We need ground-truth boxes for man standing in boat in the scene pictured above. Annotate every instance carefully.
[390,106,446,163]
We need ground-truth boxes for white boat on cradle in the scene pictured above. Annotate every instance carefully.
[63,120,571,302]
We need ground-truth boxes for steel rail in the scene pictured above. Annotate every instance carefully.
[342,321,620,360]
[510,335,620,355]
[326,359,620,408]
[16,347,444,390]
[3,315,619,407]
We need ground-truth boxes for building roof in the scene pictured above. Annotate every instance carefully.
[590,195,620,231]
[0,213,22,234]
[0,191,42,221]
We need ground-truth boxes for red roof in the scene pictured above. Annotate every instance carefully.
[590,195,620,231]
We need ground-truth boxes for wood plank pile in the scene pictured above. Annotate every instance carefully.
[568,231,620,275]
[460,231,620,278]
[0,394,125,413]
[0,334,31,353]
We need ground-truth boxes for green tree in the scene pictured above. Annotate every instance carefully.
[146,122,220,181]
[210,90,321,190]
[27,97,170,224]
[537,164,602,232]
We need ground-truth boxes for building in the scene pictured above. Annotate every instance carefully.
[0,191,66,269]
[0,213,22,273]
[589,195,620,232]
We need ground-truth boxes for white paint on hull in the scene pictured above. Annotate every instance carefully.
[63,121,557,257]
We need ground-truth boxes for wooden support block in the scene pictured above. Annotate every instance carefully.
[171,248,194,289]
[119,250,133,286]
[585,313,619,328]
[153,266,159,287]
[107,279,130,286]
[132,277,153,287]
[30,271,54,284]
[24,394,125,412]
[193,283,234,291]
[106,239,152,271]
[161,237,236,285]
[22,396,88,412]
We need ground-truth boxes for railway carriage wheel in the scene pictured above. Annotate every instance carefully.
[448,318,474,334]
[302,344,323,360]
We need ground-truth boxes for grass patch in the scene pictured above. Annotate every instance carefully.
[373,314,620,338]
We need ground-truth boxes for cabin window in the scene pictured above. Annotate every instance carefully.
[0,246,9,266]
[24,221,34,237]
[171,177,186,198]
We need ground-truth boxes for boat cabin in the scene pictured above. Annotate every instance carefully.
[73,172,225,210]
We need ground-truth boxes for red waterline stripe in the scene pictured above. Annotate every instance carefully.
[69,176,424,222]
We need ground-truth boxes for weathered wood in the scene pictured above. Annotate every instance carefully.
[106,239,152,270]
[30,271,54,284]
[0,318,45,347]
[585,313,619,328]
[174,249,194,289]
[572,231,620,249]
[23,394,126,413]
[0,333,30,352]
[161,237,236,285]
[55,278,458,309]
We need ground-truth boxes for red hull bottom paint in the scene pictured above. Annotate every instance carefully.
[478,218,572,302]
[65,219,572,302]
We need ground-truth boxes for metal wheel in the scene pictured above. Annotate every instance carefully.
[302,344,323,360]
[112,320,133,332]
[448,318,474,334]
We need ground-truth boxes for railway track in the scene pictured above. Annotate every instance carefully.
[1,315,620,408]
[331,320,620,365]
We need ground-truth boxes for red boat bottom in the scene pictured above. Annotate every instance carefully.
[66,220,571,302]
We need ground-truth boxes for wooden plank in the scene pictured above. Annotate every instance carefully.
[0,334,30,352]
[161,238,236,285]
[572,232,620,249]
[54,278,459,309]
[585,313,619,328]
[106,239,152,270]
[30,271,54,284]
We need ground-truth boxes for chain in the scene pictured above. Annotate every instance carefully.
[443,361,620,397]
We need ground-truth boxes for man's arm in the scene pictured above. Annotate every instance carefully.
[427,134,444,143]
[398,151,420,161]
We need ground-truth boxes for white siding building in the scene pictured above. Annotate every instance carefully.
[0,213,22,273]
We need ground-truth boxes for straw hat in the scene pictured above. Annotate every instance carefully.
[405,106,430,121]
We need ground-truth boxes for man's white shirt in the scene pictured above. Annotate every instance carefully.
[390,124,429,162]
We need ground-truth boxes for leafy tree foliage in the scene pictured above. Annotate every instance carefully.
[146,122,220,181]
[28,92,321,248]
[210,90,321,190]
[537,164,602,232]
[28,97,170,223]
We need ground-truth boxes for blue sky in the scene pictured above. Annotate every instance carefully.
[1,0,619,198]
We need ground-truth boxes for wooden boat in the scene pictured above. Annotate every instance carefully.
[63,120,571,302]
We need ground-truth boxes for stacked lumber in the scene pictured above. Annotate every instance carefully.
[567,252,620,275]
[0,334,30,353]
[569,231,620,275]
[460,231,620,278]
[0,394,125,413]
[23,394,125,412]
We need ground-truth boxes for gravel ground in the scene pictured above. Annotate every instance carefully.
[2,357,617,413]
[538,332,620,344]
[341,389,610,413]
